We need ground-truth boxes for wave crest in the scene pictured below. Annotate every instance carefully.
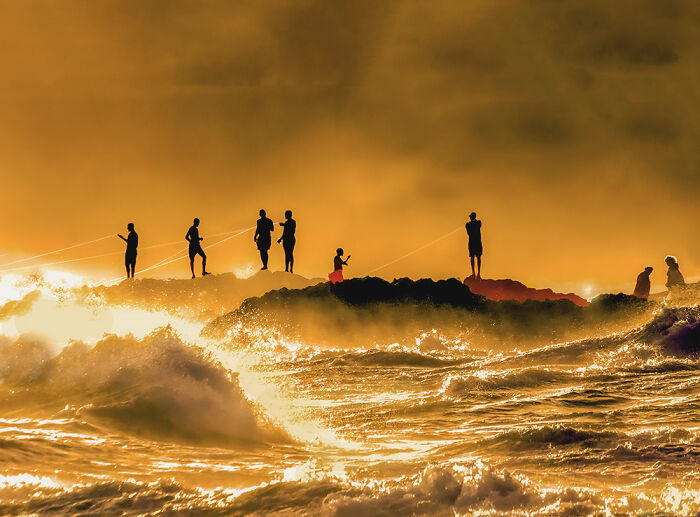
[637,306,700,355]
[0,328,287,444]
[440,368,569,398]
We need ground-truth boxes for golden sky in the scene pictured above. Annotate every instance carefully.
[0,0,698,292]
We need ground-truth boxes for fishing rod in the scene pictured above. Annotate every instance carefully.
[103,227,255,284]
[0,227,253,275]
[365,226,462,275]
[0,235,113,268]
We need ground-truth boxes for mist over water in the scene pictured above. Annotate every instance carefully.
[0,272,698,516]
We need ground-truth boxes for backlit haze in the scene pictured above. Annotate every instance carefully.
[1,0,698,294]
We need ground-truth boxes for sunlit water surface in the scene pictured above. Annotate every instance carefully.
[0,272,698,516]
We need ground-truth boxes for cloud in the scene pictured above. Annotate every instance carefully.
[0,0,698,286]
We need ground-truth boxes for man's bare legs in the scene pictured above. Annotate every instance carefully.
[125,260,135,279]
[470,255,482,278]
[190,252,208,278]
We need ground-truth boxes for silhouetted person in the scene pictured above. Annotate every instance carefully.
[277,210,296,273]
[254,209,274,270]
[466,212,482,278]
[633,266,653,299]
[186,218,209,278]
[117,223,138,279]
[329,248,350,283]
[665,255,685,289]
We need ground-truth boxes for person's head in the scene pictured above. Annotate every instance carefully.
[285,210,292,219]
[469,212,477,221]
[259,209,266,217]
[127,222,134,231]
[193,218,200,227]
[336,248,343,256]
[665,255,678,267]
[644,266,653,274]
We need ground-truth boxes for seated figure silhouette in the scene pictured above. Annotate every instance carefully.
[254,209,274,270]
[186,218,209,278]
[633,266,653,299]
[465,212,483,278]
[665,255,685,289]
[277,210,296,273]
[117,222,138,279]
[329,248,350,283]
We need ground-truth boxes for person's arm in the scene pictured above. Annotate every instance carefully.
[185,229,192,243]
[118,234,127,243]
[343,255,351,265]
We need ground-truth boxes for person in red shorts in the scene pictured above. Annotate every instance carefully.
[329,248,350,283]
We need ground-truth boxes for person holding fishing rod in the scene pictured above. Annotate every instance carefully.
[186,218,210,278]
[117,223,138,279]
[329,248,350,283]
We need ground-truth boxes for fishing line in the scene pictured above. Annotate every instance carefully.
[132,248,189,276]
[132,227,253,274]
[104,227,255,284]
[0,234,113,268]
[365,226,462,275]
[0,250,125,274]
[0,227,252,276]
[202,226,255,250]
[0,241,188,274]
[135,227,254,276]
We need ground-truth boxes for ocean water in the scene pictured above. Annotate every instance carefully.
[0,273,698,516]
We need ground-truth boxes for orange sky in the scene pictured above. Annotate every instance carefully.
[0,0,698,293]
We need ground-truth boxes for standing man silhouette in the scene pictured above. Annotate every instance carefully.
[186,218,209,278]
[466,212,483,278]
[254,209,274,270]
[117,222,138,279]
[277,210,296,273]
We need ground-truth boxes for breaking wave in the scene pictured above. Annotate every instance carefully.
[636,306,700,355]
[0,327,287,445]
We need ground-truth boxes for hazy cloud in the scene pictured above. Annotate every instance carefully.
[0,0,698,287]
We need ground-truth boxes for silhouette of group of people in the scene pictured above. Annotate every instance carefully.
[254,209,298,273]
[115,210,311,280]
[115,210,687,295]
[252,209,298,273]
[461,211,687,300]
[633,255,686,299]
